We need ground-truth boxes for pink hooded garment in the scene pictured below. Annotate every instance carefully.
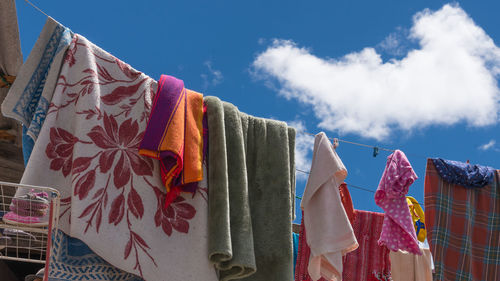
[375,150,422,255]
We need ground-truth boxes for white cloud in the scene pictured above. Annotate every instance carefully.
[478,139,496,151]
[253,4,500,140]
[201,60,223,89]
[289,121,314,180]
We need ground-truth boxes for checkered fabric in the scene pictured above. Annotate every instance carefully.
[424,159,500,281]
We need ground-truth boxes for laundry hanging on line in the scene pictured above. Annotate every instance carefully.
[4,2,500,278]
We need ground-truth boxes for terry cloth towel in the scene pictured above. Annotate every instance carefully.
[424,159,500,281]
[295,210,392,281]
[49,230,142,281]
[205,96,296,281]
[431,158,495,188]
[1,17,73,164]
[0,0,22,129]
[139,74,204,207]
[375,150,421,255]
[390,247,433,281]
[19,34,217,281]
[342,210,392,281]
[300,132,358,281]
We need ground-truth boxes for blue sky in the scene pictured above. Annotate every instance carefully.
[16,1,500,222]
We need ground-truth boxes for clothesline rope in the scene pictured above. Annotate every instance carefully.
[298,131,429,159]
[300,131,395,152]
[24,0,51,18]
[295,169,375,197]
[295,168,426,207]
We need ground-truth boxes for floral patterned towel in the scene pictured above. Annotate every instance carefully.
[20,34,217,281]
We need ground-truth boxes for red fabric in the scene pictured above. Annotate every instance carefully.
[296,185,392,281]
[342,210,392,281]
[339,183,356,225]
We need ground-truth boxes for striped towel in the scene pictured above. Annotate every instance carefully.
[139,74,205,207]
[424,159,500,281]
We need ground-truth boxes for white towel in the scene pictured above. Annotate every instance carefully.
[301,132,358,281]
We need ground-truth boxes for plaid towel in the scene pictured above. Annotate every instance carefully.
[139,74,205,207]
[424,159,500,281]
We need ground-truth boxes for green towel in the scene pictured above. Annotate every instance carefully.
[206,96,296,281]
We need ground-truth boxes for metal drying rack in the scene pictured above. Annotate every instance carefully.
[0,181,60,270]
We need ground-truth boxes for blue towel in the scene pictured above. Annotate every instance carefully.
[293,232,299,274]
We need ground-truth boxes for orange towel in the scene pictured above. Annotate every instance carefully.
[139,74,204,207]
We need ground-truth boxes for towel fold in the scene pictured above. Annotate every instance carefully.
[205,96,296,281]
[139,74,204,207]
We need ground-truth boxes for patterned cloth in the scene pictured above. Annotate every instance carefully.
[375,150,421,255]
[19,34,217,281]
[49,230,142,281]
[424,159,500,281]
[431,158,495,188]
[0,17,73,164]
[342,211,392,281]
[139,74,204,207]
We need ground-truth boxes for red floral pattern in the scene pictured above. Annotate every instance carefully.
[45,35,202,278]
[152,183,196,236]
[46,128,81,177]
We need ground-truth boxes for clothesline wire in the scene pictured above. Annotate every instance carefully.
[298,131,428,159]
[24,0,51,18]
[295,169,375,195]
[294,168,426,208]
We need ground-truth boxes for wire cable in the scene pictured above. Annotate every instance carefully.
[24,0,51,18]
